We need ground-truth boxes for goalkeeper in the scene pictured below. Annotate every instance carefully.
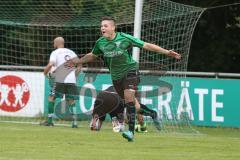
[90,86,159,132]
[40,37,81,128]
[90,86,125,132]
[67,16,181,141]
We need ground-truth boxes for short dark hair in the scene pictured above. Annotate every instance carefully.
[101,16,116,25]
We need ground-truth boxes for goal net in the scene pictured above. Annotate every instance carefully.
[0,0,204,133]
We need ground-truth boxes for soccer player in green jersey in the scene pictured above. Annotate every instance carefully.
[67,16,181,141]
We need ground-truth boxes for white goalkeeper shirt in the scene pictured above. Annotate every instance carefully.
[49,48,78,83]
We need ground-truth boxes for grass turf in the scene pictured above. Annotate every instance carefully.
[0,122,240,160]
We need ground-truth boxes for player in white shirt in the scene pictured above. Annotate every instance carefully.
[40,37,81,128]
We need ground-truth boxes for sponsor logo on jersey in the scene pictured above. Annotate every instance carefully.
[102,40,132,57]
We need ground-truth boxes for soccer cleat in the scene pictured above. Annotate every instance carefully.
[122,131,134,142]
[90,115,101,131]
[112,117,121,132]
[40,121,54,127]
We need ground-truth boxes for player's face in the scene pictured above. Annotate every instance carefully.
[101,20,115,39]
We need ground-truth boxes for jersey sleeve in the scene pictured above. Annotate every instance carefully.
[92,40,103,56]
[120,32,145,48]
[49,51,56,64]
[71,51,78,59]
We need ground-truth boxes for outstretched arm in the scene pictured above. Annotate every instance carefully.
[67,52,97,66]
[143,42,181,59]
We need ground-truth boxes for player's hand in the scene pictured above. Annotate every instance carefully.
[45,72,55,79]
[168,50,181,59]
[44,72,51,79]
[47,72,51,78]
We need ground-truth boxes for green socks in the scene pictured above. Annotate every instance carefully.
[47,101,54,123]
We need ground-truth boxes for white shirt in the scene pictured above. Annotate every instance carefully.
[49,48,78,83]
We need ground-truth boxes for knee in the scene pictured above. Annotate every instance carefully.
[48,96,55,102]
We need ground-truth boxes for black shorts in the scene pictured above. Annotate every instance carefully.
[112,70,140,99]
[92,90,124,122]
[50,82,79,100]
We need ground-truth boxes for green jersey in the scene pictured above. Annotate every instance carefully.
[92,32,144,80]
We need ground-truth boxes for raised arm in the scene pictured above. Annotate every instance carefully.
[79,52,97,64]
[68,52,97,65]
[143,42,181,59]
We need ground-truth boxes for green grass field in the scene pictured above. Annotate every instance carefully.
[0,122,240,160]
